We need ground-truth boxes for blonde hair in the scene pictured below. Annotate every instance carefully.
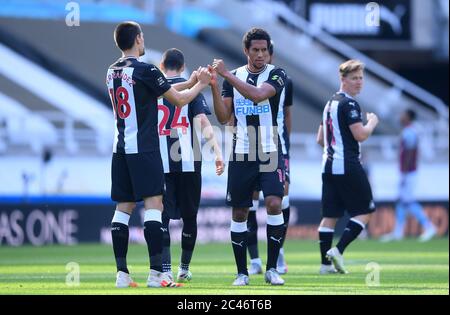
[339,60,365,77]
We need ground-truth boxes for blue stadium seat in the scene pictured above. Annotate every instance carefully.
[0,0,154,24]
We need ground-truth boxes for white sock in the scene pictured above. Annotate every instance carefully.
[112,211,130,225]
[144,209,162,223]
[267,214,284,226]
[230,220,248,233]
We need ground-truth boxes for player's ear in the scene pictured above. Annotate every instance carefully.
[136,32,143,45]
[160,62,165,73]
[243,47,249,57]
[181,64,185,73]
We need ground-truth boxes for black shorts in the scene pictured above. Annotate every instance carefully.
[321,165,376,218]
[254,155,289,192]
[163,172,201,220]
[226,152,285,208]
[111,151,164,202]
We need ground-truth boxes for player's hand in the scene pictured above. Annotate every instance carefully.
[208,65,218,87]
[197,67,212,85]
[188,69,199,85]
[367,112,379,125]
[212,59,227,76]
[215,156,225,176]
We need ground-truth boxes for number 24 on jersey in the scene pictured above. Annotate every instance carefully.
[158,104,189,136]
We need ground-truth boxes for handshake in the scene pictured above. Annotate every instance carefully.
[188,59,228,88]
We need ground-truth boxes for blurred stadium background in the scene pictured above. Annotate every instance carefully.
[0,0,448,247]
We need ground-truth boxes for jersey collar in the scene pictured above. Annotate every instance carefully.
[121,56,138,60]
[337,90,355,100]
[246,64,268,75]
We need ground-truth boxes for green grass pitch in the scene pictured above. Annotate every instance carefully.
[0,239,448,295]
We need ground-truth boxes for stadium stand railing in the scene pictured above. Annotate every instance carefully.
[0,92,57,154]
[191,0,448,158]
[0,0,447,160]
[0,42,113,155]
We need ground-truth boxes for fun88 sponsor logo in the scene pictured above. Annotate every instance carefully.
[235,98,270,116]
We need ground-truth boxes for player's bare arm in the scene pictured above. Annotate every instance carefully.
[316,124,324,147]
[349,112,379,142]
[212,59,276,104]
[209,66,233,125]
[171,67,199,91]
[163,67,211,108]
[197,113,225,176]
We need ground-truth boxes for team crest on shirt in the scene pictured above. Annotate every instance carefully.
[350,109,359,119]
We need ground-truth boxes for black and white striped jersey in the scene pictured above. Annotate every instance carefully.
[277,76,293,157]
[321,92,363,174]
[106,57,171,154]
[222,64,287,155]
[158,77,211,173]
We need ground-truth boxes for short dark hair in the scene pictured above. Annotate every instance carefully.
[243,27,271,50]
[114,21,142,51]
[405,109,417,121]
[162,48,184,71]
[269,40,274,56]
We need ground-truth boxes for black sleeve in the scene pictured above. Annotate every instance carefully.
[191,93,211,116]
[265,68,287,94]
[221,77,234,98]
[142,64,171,97]
[284,77,293,107]
[342,100,362,126]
